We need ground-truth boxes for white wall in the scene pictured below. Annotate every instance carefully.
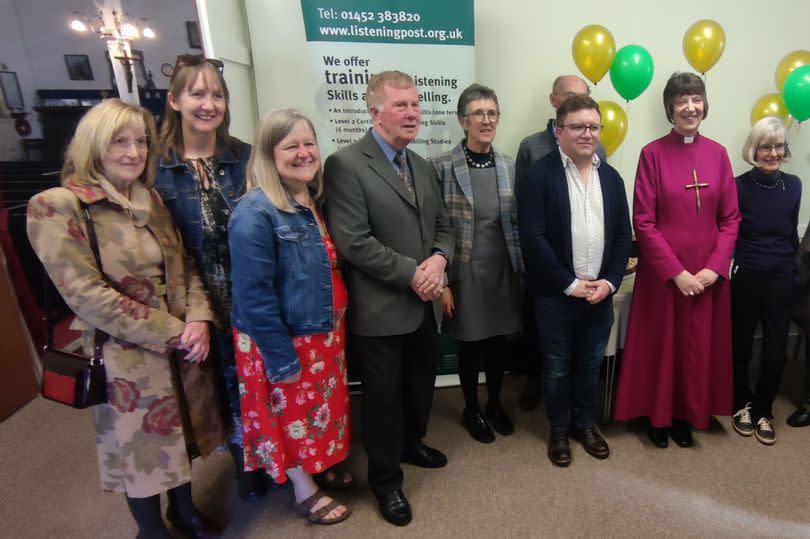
[198,0,258,143]
[243,0,810,223]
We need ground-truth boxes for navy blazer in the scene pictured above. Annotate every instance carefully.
[516,147,632,298]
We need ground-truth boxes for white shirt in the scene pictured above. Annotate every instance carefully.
[559,150,614,295]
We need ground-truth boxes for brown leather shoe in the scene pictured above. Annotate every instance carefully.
[547,432,571,467]
[572,425,610,459]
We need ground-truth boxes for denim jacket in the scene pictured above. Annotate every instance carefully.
[229,187,334,382]
[154,141,250,263]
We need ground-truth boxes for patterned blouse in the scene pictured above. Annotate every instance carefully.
[187,157,232,326]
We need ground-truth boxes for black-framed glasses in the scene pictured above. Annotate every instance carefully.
[560,123,603,135]
[464,111,501,123]
[171,54,224,78]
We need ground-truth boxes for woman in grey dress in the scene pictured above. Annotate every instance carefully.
[430,84,523,443]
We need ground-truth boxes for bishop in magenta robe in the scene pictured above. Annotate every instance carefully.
[614,129,740,429]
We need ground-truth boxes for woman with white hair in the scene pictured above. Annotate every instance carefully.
[730,116,801,445]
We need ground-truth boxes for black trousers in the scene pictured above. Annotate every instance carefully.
[731,267,796,420]
[352,303,439,495]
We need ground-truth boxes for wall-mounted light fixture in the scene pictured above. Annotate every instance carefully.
[69,9,156,47]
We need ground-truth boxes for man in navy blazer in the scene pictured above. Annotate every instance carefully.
[514,74,607,412]
[516,95,631,467]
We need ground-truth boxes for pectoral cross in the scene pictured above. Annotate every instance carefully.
[685,169,708,213]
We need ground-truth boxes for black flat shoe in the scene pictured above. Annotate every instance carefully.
[485,404,514,436]
[402,441,447,468]
[462,408,495,443]
[647,426,668,448]
[166,505,223,538]
[376,489,412,526]
[787,406,810,427]
[670,420,693,448]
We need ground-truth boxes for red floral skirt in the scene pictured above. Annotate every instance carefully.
[233,238,350,483]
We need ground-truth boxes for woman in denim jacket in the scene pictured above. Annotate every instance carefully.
[229,109,352,525]
[153,55,266,500]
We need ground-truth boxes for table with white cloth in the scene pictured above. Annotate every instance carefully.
[601,273,635,422]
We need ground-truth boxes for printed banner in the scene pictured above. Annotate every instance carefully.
[299,0,475,158]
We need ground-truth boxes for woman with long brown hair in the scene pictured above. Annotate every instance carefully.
[154,55,264,500]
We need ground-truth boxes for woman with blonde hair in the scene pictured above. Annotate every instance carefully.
[27,98,226,537]
[229,108,352,525]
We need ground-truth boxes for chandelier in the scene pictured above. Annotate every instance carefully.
[69,9,155,45]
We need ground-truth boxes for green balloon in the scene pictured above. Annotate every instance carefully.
[783,64,810,122]
[609,45,655,101]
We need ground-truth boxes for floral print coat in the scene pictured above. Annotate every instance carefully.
[27,180,228,497]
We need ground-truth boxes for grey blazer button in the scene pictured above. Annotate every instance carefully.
[219,169,225,176]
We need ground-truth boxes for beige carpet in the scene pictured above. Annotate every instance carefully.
[2,370,810,539]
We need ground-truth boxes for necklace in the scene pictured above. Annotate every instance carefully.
[463,144,494,168]
[750,171,784,191]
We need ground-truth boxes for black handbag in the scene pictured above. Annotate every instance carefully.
[41,202,109,409]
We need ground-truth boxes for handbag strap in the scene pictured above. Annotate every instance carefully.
[80,202,109,365]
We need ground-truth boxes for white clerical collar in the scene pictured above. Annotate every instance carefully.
[683,135,695,144]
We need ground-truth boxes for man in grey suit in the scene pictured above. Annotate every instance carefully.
[514,74,608,411]
[324,71,454,527]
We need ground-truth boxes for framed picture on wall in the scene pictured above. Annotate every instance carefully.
[186,21,202,49]
[64,54,94,81]
[0,71,24,111]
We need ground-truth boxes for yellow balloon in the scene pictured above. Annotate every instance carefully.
[682,19,726,74]
[750,93,792,125]
[598,100,628,157]
[572,25,616,85]
[775,50,810,92]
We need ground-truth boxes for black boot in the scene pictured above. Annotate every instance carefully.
[166,483,223,538]
[228,443,268,501]
[125,493,171,539]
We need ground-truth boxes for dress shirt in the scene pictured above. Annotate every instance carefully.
[371,128,403,174]
[559,150,614,295]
